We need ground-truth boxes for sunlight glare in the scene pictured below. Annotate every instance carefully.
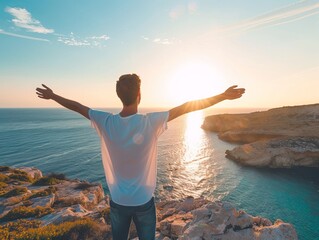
[168,61,225,104]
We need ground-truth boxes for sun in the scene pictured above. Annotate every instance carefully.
[167,61,225,104]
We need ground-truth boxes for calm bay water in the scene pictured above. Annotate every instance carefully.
[0,108,318,239]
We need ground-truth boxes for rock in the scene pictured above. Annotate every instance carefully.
[202,104,319,168]
[54,181,105,210]
[161,207,176,220]
[177,196,194,212]
[226,137,319,168]
[0,166,108,226]
[156,198,297,240]
[30,193,55,208]
[162,237,172,240]
[39,204,90,225]
[202,104,319,143]
[157,198,296,239]
[159,212,193,237]
[16,167,43,180]
[253,220,298,240]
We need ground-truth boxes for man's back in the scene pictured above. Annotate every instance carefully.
[89,109,169,206]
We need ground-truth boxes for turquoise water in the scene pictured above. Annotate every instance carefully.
[0,108,318,239]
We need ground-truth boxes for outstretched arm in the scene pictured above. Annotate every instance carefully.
[36,84,90,119]
[168,85,245,122]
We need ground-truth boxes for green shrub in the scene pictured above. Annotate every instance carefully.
[22,200,33,207]
[32,176,62,186]
[47,172,67,180]
[0,173,9,182]
[0,206,54,222]
[1,219,41,232]
[28,187,56,199]
[0,219,41,240]
[12,169,28,175]
[0,181,8,189]
[74,181,96,190]
[0,187,28,198]
[9,173,32,182]
[0,218,110,240]
[0,166,10,172]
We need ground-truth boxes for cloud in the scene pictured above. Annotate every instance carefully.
[5,7,54,34]
[0,28,49,41]
[218,0,319,34]
[58,33,90,46]
[153,38,172,45]
[89,35,110,40]
[57,33,110,47]
[2,7,109,46]
[142,36,180,45]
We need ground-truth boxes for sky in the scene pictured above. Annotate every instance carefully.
[0,0,318,109]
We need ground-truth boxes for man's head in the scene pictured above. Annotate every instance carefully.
[116,74,141,106]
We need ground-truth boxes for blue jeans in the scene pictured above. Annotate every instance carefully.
[110,197,156,240]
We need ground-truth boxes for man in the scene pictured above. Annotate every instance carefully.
[36,74,245,240]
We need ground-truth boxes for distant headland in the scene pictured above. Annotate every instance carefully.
[202,104,319,168]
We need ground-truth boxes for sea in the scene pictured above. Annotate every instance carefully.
[0,108,318,239]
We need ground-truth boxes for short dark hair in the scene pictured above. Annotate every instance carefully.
[116,74,141,106]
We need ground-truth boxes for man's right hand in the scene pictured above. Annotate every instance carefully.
[221,85,245,100]
[36,84,54,100]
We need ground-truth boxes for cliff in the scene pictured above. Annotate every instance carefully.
[0,166,297,239]
[202,104,319,168]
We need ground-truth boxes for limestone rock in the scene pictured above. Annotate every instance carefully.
[54,181,105,210]
[202,104,319,143]
[16,167,43,180]
[30,193,55,208]
[202,104,319,168]
[156,198,297,240]
[39,204,90,225]
[226,137,319,168]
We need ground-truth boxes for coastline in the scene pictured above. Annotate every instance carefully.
[0,166,297,239]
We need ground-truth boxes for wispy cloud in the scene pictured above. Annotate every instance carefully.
[218,0,319,34]
[142,36,180,45]
[153,38,173,45]
[89,35,110,41]
[0,28,49,41]
[5,7,54,34]
[57,33,110,47]
[2,7,109,46]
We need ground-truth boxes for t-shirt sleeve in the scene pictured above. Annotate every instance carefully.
[89,109,111,137]
[146,111,169,137]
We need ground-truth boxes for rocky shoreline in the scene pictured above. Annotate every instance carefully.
[202,104,319,168]
[0,166,297,239]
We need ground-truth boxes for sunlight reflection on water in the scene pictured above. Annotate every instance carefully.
[156,109,242,201]
[183,111,205,183]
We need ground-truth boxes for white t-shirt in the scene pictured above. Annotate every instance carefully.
[89,109,169,206]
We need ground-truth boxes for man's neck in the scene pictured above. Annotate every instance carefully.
[120,104,138,117]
